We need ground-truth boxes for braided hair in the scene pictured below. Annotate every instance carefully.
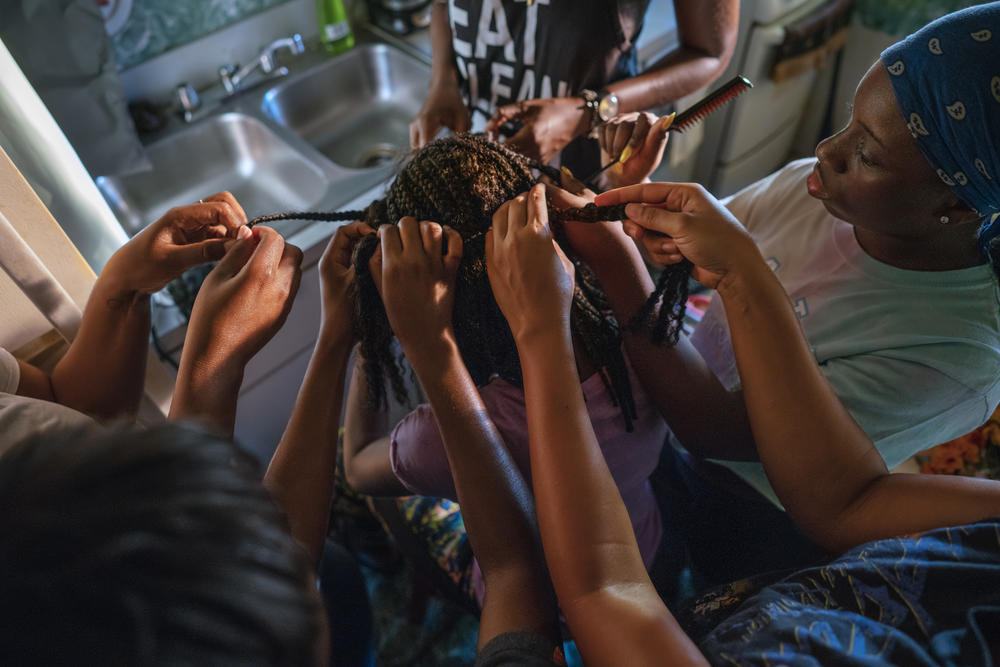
[252,134,691,429]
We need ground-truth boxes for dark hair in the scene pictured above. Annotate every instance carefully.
[0,424,320,666]
[343,134,638,429]
[250,134,691,424]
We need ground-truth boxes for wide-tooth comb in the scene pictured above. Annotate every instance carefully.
[671,75,753,133]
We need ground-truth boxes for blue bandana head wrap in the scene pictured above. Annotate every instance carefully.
[880,2,1000,235]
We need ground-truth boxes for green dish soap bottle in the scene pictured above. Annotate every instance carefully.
[317,0,354,55]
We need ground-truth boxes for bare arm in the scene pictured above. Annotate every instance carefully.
[16,193,249,421]
[722,251,1000,552]
[341,360,409,496]
[487,186,707,665]
[409,2,470,147]
[264,224,369,566]
[169,226,302,437]
[378,218,558,647]
[608,0,740,114]
[610,181,1000,554]
[486,0,738,162]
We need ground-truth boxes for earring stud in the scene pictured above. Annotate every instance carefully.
[940,215,950,224]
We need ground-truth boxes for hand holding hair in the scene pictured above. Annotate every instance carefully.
[373,217,464,361]
[486,184,576,343]
[596,182,763,291]
[318,221,375,343]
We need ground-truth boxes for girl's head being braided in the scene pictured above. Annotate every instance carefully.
[349,134,638,429]
[350,134,687,427]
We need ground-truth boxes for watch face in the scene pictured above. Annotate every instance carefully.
[598,93,619,121]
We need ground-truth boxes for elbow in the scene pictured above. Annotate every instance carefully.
[342,455,370,495]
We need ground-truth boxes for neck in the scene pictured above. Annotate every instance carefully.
[853,224,985,271]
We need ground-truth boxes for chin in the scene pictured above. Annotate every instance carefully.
[816,196,849,222]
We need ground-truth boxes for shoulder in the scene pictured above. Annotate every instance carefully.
[0,348,19,394]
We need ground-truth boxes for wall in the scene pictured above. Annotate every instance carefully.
[109,0,296,70]
[114,0,326,102]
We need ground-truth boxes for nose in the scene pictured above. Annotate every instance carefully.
[815,130,847,174]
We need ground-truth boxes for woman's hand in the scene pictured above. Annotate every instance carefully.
[185,226,303,369]
[599,112,673,189]
[487,97,590,162]
[104,191,251,296]
[318,222,375,344]
[486,184,575,342]
[371,217,463,362]
[410,81,471,148]
[595,182,761,290]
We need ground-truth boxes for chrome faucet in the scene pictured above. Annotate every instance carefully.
[219,34,306,95]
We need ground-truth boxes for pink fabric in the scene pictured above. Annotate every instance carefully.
[389,359,666,602]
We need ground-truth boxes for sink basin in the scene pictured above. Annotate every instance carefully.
[97,112,328,235]
[261,44,431,170]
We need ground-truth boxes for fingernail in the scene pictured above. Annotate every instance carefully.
[660,112,676,132]
[625,203,643,219]
[619,145,633,163]
[237,226,252,240]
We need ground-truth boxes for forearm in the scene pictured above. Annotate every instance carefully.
[717,265,907,547]
[588,240,757,460]
[50,275,151,420]
[342,356,406,495]
[265,329,353,566]
[518,331,649,598]
[722,265,1000,549]
[429,2,460,89]
[610,50,730,114]
[409,337,546,583]
[610,0,738,112]
[169,347,245,437]
[518,329,705,664]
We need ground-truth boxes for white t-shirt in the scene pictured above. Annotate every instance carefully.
[0,347,93,458]
[686,158,1000,506]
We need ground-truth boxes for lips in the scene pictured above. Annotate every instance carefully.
[806,164,829,199]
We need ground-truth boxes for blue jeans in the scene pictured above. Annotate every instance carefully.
[319,540,375,667]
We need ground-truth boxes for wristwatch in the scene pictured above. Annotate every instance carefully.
[579,88,620,132]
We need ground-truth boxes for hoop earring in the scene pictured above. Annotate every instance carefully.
[940,215,950,225]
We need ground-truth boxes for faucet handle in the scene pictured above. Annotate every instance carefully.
[291,33,306,54]
[176,82,201,122]
[219,64,238,94]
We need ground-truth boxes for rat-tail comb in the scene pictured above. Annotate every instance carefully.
[671,75,753,133]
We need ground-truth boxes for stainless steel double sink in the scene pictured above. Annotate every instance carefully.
[97,44,431,237]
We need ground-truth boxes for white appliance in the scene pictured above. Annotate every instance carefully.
[693,0,851,196]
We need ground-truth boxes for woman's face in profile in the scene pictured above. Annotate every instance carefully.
[809,61,951,237]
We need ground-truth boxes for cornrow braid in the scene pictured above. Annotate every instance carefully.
[248,134,690,427]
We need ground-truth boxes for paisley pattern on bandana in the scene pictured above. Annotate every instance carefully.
[881,2,1000,226]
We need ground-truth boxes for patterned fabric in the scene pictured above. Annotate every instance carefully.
[698,519,1000,665]
[396,496,477,604]
[880,3,1000,222]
